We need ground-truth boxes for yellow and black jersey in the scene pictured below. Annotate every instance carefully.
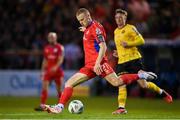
[114,24,144,64]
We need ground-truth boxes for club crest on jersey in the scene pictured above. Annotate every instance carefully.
[96,28,102,35]
[54,48,58,53]
[48,55,56,59]
[121,30,125,34]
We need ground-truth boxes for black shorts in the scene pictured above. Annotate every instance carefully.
[116,59,144,76]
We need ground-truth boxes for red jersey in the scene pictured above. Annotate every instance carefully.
[83,21,107,65]
[44,43,63,70]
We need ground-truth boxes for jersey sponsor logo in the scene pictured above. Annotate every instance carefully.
[83,30,90,41]
[83,30,89,41]
[85,30,89,35]
[83,35,87,41]
[47,55,56,59]
[121,30,125,34]
[54,48,58,53]
[96,28,104,42]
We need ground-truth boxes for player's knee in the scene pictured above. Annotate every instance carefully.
[65,82,73,88]
[139,83,148,89]
[138,79,148,89]
[111,81,119,87]
[140,85,146,89]
[42,83,49,90]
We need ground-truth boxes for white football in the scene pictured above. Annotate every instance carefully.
[68,100,84,114]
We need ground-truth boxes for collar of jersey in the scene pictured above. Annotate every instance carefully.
[86,20,93,29]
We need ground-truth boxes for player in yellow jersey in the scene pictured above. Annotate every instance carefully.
[112,9,173,114]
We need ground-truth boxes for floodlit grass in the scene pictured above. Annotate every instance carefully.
[0,96,180,119]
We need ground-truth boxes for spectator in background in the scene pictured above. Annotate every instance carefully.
[0,0,179,69]
[64,41,83,69]
[127,0,151,35]
[128,0,151,22]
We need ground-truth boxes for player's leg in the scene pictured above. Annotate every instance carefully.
[137,78,173,103]
[104,68,156,114]
[34,79,49,111]
[112,63,129,114]
[56,66,95,108]
[112,59,158,114]
[112,85,128,114]
[41,80,49,105]
[118,85,127,109]
[55,69,64,99]
[102,62,157,86]
[45,73,89,114]
[104,71,156,87]
[55,76,63,100]
[101,61,157,114]
[137,78,162,95]
[58,72,89,106]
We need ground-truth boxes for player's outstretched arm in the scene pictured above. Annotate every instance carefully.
[125,27,145,47]
[94,42,107,75]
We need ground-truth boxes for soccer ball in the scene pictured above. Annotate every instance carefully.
[68,100,84,114]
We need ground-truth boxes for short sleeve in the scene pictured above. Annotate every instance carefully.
[57,45,63,56]
[92,27,105,44]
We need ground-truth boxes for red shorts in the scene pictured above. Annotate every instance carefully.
[79,62,114,79]
[43,68,64,86]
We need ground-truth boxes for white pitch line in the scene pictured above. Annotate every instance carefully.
[0,113,134,120]
[1,114,173,120]
[0,113,47,116]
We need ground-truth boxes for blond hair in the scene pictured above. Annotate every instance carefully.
[115,9,128,16]
[76,8,90,16]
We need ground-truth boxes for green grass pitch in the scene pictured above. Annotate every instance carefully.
[0,96,180,119]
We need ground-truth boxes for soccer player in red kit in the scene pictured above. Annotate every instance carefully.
[44,8,157,114]
[35,32,64,111]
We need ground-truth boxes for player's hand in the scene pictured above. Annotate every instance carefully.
[79,27,86,32]
[51,66,58,72]
[94,63,103,75]
[120,41,128,47]
[113,50,118,58]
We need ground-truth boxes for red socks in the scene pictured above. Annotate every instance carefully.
[40,90,47,104]
[120,74,139,84]
[58,91,62,98]
[59,87,73,105]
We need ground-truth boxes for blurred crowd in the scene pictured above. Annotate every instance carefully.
[0,0,179,69]
[0,0,180,98]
